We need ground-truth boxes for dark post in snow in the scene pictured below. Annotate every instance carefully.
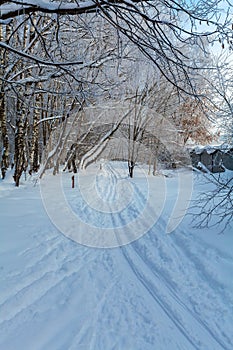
[72,175,75,188]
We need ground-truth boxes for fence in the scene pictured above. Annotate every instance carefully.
[190,146,233,173]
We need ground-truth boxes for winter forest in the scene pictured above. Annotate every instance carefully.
[1,1,233,350]
[0,0,232,182]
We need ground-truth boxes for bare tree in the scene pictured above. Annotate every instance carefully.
[191,170,233,232]
[0,22,11,178]
[0,11,129,182]
[1,0,232,184]
[1,1,232,94]
[208,53,233,144]
[189,52,233,232]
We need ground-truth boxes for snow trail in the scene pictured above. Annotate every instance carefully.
[0,162,233,350]
[100,163,233,349]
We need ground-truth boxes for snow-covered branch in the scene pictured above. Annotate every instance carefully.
[0,1,98,20]
[36,115,65,125]
[80,108,132,169]
[0,41,83,66]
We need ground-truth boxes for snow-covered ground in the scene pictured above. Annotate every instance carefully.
[0,162,233,350]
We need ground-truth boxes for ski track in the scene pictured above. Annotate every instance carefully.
[0,162,233,350]
[124,241,232,350]
[100,163,233,349]
[77,162,233,350]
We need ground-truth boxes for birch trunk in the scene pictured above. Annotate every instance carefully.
[29,84,41,174]
[0,24,9,179]
[14,102,28,186]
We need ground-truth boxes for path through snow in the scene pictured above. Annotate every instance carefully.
[0,162,233,350]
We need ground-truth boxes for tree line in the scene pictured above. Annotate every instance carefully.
[0,0,233,185]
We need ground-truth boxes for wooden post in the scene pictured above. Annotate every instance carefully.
[72,175,75,188]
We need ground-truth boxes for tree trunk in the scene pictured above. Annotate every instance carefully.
[0,24,9,179]
[153,158,157,176]
[14,104,28,186]
[29,85,41,174]
[128,160,135,178]
[0,92,9,179]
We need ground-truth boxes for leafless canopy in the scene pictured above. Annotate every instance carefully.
[0,0,233,94]
[191,170,233,232]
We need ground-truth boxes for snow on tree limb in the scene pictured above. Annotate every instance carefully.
[80,108,132,169]
[1,0,232,96]
[0,41,83,66]
[0,1,98,20]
